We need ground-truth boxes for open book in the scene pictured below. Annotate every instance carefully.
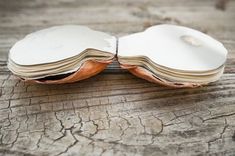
[8,24,227,88]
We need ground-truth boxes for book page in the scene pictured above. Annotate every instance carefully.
[118,24,227,72]
[9,25,116,65]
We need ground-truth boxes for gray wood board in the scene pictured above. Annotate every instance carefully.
[0,0,235,155]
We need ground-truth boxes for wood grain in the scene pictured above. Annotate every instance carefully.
[0,0,235,155]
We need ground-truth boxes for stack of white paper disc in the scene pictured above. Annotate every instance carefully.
[8,25,116,80]
[118,25,227,86]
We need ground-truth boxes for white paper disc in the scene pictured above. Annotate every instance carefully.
[9,25,116,65]
[119,24,227,72]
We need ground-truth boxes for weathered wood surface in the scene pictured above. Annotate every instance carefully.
[0,0,235,155]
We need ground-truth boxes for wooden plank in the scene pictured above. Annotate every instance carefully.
[0,0,235,155]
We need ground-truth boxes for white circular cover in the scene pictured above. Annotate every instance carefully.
[9,25,116,65]
[119,24,227,72]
